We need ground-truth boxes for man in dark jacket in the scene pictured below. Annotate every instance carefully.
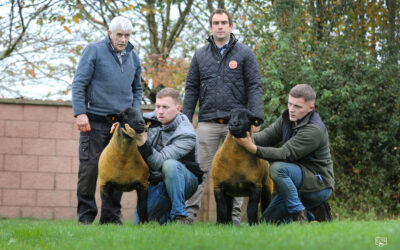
[234,84,334,223]
[72,16,142,225]
[183,8,263,225]
[133,88,201,225]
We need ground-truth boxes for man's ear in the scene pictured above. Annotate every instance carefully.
[144,117,162,128]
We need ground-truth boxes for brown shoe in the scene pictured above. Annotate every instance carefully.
[173,215,190,225]
[292,209,308,223]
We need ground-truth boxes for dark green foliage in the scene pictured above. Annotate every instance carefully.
[237,0,400,218]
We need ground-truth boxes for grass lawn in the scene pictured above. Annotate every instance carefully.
[0,218,399,250]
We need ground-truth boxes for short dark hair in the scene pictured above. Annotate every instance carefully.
[156,87,181,104]
[289,84,316,102]
[209,8,233,27]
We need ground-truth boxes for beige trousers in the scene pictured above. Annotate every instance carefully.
[186,122,243,222]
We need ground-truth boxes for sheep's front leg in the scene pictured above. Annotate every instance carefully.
[136,184,149,223]
[247,185,261,225]
[214,188,230,224]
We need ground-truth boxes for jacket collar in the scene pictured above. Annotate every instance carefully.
[105,34,134,54]
[282,109,315,129]
[207,33,238,50]
[144,111,183,132]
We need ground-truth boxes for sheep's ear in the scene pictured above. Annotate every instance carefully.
[144,117,162,128]
[247,110,264,126]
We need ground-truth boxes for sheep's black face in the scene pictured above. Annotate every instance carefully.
[228,109,252,138]
[118,107,146,134]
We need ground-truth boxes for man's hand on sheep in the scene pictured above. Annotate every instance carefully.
[120,123,148,146]
[233,131,258,154]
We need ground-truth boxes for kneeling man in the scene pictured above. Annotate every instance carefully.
[234,84,334,223]
[133,88,202,224]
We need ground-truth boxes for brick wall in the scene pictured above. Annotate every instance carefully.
[0,99,217,222]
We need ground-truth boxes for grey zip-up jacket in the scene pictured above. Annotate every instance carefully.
[138,112,202,181]
[72,35,142,117]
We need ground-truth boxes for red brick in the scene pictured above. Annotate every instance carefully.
[0,104,23,120]
[24,105,57,121]
[0,206,21,218]
[121,191,137,208]
[56,139,78,156]
[0,189,2,205]
[0,138,22,154]
[40,122,73,139]
[0,120,4,136]
[73,126,80,140]
[21,207,54,219]
[57,107,75,122]
[5,155,38,172]
[37,190,70,207]
[0,172,20,188]
[54,207,75,219]
[121,208,135,220]
[5,121,39,138]
[70,190,78,207]
[71,157,79,173]
[38,156,71,173]
[23,138,56,155]
[21,173,54,189]
[0,154,3,171]
[3,189,36,206]
[55,173,77,190]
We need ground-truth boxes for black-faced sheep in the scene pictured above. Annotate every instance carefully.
[98,107,160,223]
[211,108,274,225]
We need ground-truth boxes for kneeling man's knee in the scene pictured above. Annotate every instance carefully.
[269,161,287,181]
[162,159,180,180]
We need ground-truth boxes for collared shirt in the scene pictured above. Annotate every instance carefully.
[110,43,127,64]
[216,38,232,55]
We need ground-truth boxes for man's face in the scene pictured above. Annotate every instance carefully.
[209,13,233,42]
[108,27,130,54]
[287,95,315,122]
[156,96,181,126]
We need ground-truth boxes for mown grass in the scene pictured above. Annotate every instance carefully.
[0,218,399,250]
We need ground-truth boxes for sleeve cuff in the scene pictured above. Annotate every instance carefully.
[137,141,153,159]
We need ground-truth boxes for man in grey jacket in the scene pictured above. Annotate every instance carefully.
[72,16,142,225]
[183,8,263,225]
[133,88,202,224]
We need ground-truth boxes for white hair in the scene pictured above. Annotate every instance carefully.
[109,16,133,32]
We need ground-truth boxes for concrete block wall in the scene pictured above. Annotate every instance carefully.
[0,99,217,222]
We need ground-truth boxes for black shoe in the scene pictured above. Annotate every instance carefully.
[99,217,123,225]
[291,209,308,223]
[309,201,332,222]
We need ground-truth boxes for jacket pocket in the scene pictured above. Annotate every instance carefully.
[79,134,90,160]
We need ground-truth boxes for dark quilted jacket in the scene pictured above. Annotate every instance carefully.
[183,34,263,122]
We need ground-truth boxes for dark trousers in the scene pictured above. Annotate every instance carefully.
[77,120,123,223]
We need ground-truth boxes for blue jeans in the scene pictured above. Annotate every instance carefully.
[133,159,198,224]
[261,161,332,223]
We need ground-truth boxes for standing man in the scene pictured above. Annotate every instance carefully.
[133,88,202,224]
[72,16,142,225]
[234,84,334,223]
[183,8,263,225]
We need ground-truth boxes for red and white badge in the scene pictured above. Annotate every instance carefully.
[229,60,238,69]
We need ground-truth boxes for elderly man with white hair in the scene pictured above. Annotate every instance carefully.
[72,16,142,225]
